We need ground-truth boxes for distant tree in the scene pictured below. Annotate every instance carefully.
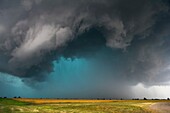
[13,96,17,98]
[167,98,170,100]
[144,97,147,100]
[4,97,7,98]
[18,96,21,98]
[132,98,139,100]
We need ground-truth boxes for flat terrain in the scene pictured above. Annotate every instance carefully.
[0,98,170,113]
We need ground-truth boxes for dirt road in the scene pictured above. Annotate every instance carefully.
[150,102,170,113]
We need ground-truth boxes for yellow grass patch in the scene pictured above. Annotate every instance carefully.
[13,98,114,104]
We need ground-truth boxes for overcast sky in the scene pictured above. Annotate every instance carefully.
[0,0,170,98]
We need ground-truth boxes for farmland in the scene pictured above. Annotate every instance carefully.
[0,98,170,113]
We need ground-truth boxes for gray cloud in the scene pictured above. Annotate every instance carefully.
[0,0,169,89]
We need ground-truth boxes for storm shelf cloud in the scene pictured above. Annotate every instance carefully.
[0,0,170,98]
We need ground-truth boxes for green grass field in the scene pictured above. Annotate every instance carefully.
[0,98,169,113]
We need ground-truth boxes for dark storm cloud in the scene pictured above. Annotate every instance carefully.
[0,0,170,87]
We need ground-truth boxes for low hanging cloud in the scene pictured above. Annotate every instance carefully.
[0,0,170,87]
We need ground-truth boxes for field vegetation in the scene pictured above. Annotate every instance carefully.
[0,98,170,113]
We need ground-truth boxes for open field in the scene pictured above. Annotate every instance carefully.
[0,98,170,113]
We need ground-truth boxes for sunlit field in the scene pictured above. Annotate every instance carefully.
[13,98,114,104]
[1,98,170,113]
